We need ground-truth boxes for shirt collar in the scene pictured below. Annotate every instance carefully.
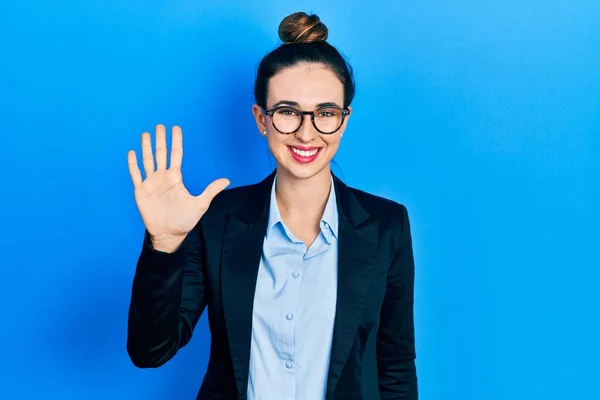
[266,174,339,239]
[321,177,339,238]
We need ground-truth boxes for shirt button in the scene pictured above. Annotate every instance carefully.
[323,222,329,229]
[292,271,300,278]
[285,361,293,369]
[286,313,294,320]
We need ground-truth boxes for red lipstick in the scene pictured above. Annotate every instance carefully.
[287,145,322,164]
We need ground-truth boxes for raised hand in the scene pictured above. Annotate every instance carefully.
[127,124,230,252]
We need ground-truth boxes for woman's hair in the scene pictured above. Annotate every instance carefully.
[254,12,355,109]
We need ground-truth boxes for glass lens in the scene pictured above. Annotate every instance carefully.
[272,107,302,133]
[314,107,343,133]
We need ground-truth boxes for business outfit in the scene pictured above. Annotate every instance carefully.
[248,174,338,399]
[127,169,418,399]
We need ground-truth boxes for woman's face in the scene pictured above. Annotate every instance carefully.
[252,63,351,181]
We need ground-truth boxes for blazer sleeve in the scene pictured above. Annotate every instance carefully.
[377,205,418,399]
[126,226,207,368]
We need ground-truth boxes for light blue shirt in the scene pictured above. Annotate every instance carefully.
[247,175,339,400]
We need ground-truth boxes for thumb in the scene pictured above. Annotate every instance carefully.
[196,178,231,209]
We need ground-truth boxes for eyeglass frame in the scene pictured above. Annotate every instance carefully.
[261,104,350,135]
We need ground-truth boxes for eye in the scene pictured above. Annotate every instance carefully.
[275,107,299,117]
[316,108,340,118]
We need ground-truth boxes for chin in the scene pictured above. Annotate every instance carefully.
[278,158,331,181]
[285,165,326,180]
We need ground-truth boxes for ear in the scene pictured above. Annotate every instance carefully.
[252,104,268,136]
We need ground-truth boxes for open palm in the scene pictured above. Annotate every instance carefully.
[127,124,229,244]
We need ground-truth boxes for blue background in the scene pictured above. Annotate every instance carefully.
[1,1,598,399]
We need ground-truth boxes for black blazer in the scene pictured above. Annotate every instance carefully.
[127,170,418,399]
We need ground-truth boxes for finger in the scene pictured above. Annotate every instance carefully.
[196,178,231,209]
[170,125,183,169]
[127,150,143,188]
[155,124,167,170]
[141,132,155,177]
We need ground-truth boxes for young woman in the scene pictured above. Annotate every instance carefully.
[126,11,418,400]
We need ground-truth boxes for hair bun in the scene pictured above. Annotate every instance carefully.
[278,12,328,44]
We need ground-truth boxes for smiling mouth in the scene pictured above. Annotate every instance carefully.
[287,146,322,163]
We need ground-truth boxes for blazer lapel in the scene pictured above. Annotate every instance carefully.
[326,174,380,398]
[221,170,275,398]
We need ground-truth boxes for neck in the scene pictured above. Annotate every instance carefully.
[274,166,332,219]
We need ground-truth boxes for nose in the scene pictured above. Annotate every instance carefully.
[294,114,319,142]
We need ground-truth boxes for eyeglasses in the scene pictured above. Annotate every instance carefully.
[262,104,350,134]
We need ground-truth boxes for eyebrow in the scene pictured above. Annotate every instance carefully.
[272,100,342,108]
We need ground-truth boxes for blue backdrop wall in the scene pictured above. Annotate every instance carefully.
[1,1,598,399]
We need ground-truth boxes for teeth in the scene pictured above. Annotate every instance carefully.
[291,147,319,157]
